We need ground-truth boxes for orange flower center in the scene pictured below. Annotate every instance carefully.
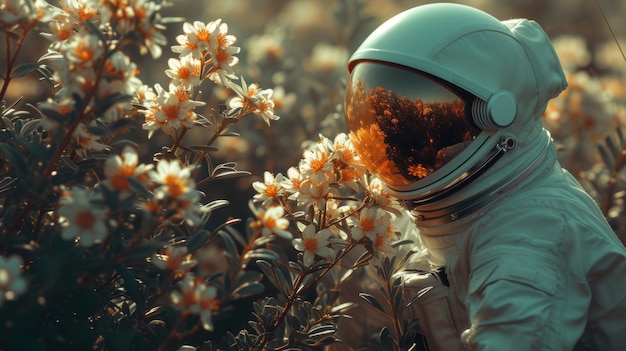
[162,104,180,121]
[181,289,198,306]
[164,174,186,198]
[215,47,228,64]
[342,169,356,182]
[165,254,184,271]
[360,217,374,232]
[76,42,94,62]
[264,216,276,229]
[57,28,70,40]
[76,209,96,229]
[263,183,278,197]
[111,165,135,190]
[217,33,228,46]
[196,28,210,43]
[200,297,219,311]
[173,88,189,102]
[259,100,270,112]
[177,66,191,80]
[310,158,326,173]
[304,237,318,252]
[185,40,198,50]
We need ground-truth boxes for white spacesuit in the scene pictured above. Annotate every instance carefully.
[344,3,626,351]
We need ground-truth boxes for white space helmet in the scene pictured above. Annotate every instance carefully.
[345,3,567,203]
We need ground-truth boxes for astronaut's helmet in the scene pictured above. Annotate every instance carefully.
[345,3,567,201]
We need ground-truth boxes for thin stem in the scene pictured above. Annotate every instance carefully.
[385,275,403,349]
[0,26,31,103]
[170,127,188,154]
[272,243,357,329]
[595,0,626,63]
[603,146,626,216]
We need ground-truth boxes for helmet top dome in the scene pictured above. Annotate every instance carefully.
[345,3,567,200]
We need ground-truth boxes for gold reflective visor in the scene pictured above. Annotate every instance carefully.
[345,62,480,187]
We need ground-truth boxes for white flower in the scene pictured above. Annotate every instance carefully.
[165,56,202,88]
[148,84,204,132]
[197,285,218,331]
[152,244,196,272]
[172,20,218,58]
[37,97,74,131]
[227,77,280,126]
[299,148,333,184]
[280,166,304,200]
[73,123,107,158]
[254,206,292,239]
[298,179,333,209]
[58,187,107,246]
[170,275,218,331]
[102,146,152,193]
[0,255,27,305]
[194,245,227,279]
[350,206,389,242]
[149,159,199,202]
[292,224,334,267]
[246,33,284,64]
[308,42,348,73]
[64,29,103,66]
[252,171,285,206]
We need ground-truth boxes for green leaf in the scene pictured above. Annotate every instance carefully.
[19,119,42,136]
[233,270,263,286]
[598,144,614,169]
[189,144,219,152]
[95,93,133,115]
[407,286,433,307]
[256,260,282,291]
[308,324,337,338]
[352,250,373,268]
[11,62,40,78]
[186,229,213,253]
[38,50,64,62]
[330,301,356,314]
[379,327,395,351]
[243,248,279,262]
[359,293,386,314]
[391,239,414,248]
[121,242,158,264]
[0,142,27,175]
[128,176,152,198]
[231,281,265,299]
[115,263,141,301]
[212,170,252,180]
[40,107,70,124]
[218,230,239,258]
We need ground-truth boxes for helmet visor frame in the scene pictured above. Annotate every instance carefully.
[344,61,482,188]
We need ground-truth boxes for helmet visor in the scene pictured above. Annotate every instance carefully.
[345,62,481,187]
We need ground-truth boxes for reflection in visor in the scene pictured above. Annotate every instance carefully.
[345,62,480,187]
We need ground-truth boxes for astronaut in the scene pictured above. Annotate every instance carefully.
[344,3,626,351]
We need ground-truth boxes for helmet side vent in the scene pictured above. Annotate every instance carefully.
[471,91,517,130]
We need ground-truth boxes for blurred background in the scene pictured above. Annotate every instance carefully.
[4,0,626,234]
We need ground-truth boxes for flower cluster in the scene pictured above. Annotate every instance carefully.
[138,17,279,141]
[251,133,408,268]
[0,1,283,348]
